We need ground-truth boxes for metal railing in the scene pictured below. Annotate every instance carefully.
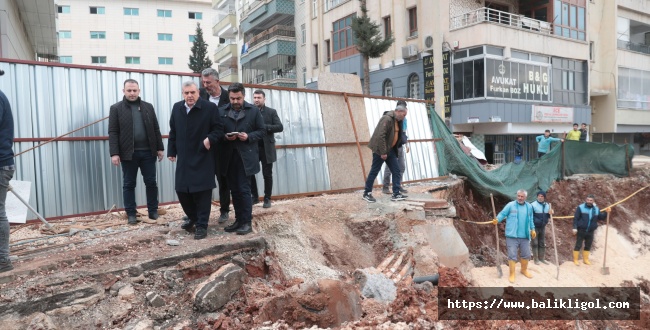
[215,40,238,54]
[617,39,650,55]
[450,7,551,35]
[246,25,295,49]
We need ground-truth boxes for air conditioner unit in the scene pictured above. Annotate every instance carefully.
[401,44,418,59]
[424,35,434,49]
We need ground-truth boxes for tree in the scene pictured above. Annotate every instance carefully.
[351,0,394,94]
[188,23,213,73]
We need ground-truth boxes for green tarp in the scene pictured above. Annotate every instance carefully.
[431,112,634,201]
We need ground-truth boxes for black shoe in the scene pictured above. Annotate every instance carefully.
[400,188,409,194]
[0,262,13,273]
[252,197,260,205]
[149,211,159,220]
[181,219,196,232]
[263,198,271,208]
[218,212,229,224]
[194,227,207,240]
[236,224,252,235]
[127,215,138,225]
[362,192,376,203]
[224,221,241,233]
[391,193,407,201]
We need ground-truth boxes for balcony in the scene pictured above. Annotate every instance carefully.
[248,25,295,49]
[617,18,650,56]
[240,0,294,35]
[618,40,650,55]
[451,7,552,34]
[213,10,237,38]
[212,0,234,10]
[242,53,297,87]
[214,41,238,63]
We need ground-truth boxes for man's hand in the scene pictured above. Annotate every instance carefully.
[111,155,120,166]
[561,139,565,142]
[572,229,577,236]
[381,154,387,160]
[531,230,537,239]
[226,134,237,141]
[157,151,164,162]
[237,132,248,141]
[203,138,211,150]
[491,218,498,225]
[549,208,554,215]
[168,156,176,162]
[603,207,611,213]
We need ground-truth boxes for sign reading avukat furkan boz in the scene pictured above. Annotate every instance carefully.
[486,58,550,102]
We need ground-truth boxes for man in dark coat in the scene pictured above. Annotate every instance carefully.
[168,81,223,240]
[198,68,231,223]
[218,83,265,235]
[109,79,164,224]
[250,89,283,208]
[572,194,610,265]
[0,70,16,273]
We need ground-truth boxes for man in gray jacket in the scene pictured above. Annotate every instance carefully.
[109,79,164,225]
[362,101,408,203]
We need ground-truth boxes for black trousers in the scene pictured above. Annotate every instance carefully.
[531,225,547,249]
[228,150,253,225]
[176,189,213,229]
[574,229,595,251]
[216,174,230,214]
[251,149,273,200]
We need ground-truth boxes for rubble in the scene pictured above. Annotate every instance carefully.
[353,267,397,302]
[193,263,247,312]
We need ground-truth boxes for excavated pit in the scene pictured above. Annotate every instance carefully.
[1,169,649,329]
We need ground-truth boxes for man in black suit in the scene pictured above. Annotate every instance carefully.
[168,81,223,239]
[250,90,283,208]
[219,83,265,235]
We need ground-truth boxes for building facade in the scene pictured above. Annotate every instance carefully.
[56,0,220,72]
[238,0,297,87]
[0,0,57,61]
[212,0,239,82]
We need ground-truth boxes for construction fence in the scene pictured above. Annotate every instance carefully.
[0,60,439,220]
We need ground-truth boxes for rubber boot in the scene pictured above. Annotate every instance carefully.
[520,259,533,278]
[539,247,549,264]
[532,248,539,265]
[582,251,591,265]
[573,251,580,266]
[508,260,516,283]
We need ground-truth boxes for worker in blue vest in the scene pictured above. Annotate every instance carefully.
[572,194,610,266]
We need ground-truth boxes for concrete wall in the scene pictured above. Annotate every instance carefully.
[0,0,35,59]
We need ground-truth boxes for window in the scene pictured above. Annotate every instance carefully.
[325,0,345,11]
[408,7,418,37]
[125,32,140,40]
[553,1,586,41]
[91,56,106,64]
[90,7,105,14]
[552,58,586,105]
[158,57,173,65]
[617,67,650,110]
[383,79,393,97]
[57,5,70,14]
[58,31,72,39]
[189,12,202,19]
[325,40,331,63]
[383,16,392,38]
[313,44,319,66]
[301,24,306,44]
[332,14,357,60]
[90,31,106,39]
[157,9,172,18]
[189,35,197,42]
[125,57,140,64]
[312,0,318,17]
[59,56,72,64]
[124,8,139,16]
[408,73,420,99]
[158,33,173,41]
[453,59,488,101]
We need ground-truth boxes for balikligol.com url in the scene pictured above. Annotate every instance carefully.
[446,299,631,311]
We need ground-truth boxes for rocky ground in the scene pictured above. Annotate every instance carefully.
[1,167,649,329]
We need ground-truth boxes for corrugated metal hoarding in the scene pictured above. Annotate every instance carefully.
[0,60,438,219]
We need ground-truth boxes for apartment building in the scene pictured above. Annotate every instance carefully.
[590,0,650,155]
[0,0,57,61]
[212,0,239,82]
[56,0,220,72]
[238,0,297,87]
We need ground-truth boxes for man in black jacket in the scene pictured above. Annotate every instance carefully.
[0,70,16,273]
[219,83,266,235]
[250,90,283,208]
[572,194,610,265]
[168,81,223,239]
[200,68,231,223]
[109,79,164,225]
